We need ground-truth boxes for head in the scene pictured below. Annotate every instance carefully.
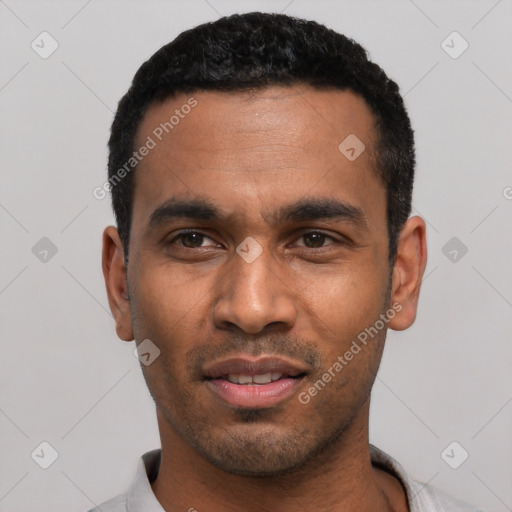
[102,12,427,476]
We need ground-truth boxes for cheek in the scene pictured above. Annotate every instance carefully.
[131,259,212,336]
[295,263,384,344]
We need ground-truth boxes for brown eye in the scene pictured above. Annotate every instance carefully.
[169,230,218,248]
[300,232,332,248]
[303,232,325,247]
[180,232,205,248]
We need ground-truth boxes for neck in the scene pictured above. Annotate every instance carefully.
[150,399,408,512]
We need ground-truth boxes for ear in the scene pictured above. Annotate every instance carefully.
[102,226,134,341]
[387,216,427,331]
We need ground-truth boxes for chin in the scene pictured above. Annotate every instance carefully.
[192,423,334,478]
[202,449,308,477]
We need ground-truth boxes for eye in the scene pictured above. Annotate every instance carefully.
[295,231,337,248]
[168,230,342,251]
[169,230,219,248]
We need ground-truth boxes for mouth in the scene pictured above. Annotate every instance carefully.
[203,356,307,409]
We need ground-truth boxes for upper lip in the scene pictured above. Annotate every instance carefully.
[203,356,309,379]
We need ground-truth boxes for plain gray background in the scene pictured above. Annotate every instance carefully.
[1,0,511,511]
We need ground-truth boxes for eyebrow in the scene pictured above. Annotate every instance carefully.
[148,196,368,230]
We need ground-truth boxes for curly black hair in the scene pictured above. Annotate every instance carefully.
[107,12,415,265]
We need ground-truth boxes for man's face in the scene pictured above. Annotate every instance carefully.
[123,86,393,475]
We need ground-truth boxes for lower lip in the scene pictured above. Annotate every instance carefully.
[206,377,303,409]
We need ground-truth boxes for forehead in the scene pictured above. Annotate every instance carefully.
[131,85,384,232]
[136,85,378,164]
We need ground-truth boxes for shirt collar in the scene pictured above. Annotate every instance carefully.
[125,445,422,511]
[369,444,429,510]
[126,449,165,512]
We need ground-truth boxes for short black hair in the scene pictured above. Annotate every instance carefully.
[108,12,415,265]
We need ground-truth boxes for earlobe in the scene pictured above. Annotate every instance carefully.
[102,226,134,341]
[387,216,427,331]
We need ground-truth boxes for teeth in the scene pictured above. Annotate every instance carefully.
[238,374,253,385]
[225,372,285,385]
[253,372,272,384]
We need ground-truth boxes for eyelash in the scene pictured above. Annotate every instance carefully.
[168,229,341,249]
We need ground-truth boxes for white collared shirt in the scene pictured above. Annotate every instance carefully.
[86,445,484,512]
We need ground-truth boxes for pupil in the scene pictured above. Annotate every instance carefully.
[183,233,203,247]
[304,233,324,248]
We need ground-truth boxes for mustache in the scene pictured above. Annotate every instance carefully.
[186,331,321,379]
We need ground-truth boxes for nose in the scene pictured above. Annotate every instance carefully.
[212,243,297,335]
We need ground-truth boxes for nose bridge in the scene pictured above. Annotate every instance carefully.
[233,244,275,302]
[212,240,296,334]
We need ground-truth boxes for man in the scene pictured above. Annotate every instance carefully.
[96,12,482,512]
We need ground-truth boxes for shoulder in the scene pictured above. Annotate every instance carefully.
[410,480,486,512]
[369,444,485,512]
[84,449,162,512]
